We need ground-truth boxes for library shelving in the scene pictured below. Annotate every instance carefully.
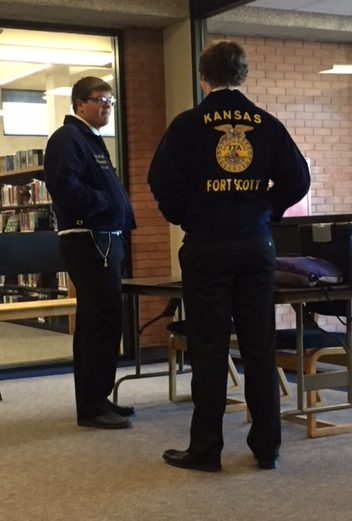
[0,164,74,333]
[0,165,44,185]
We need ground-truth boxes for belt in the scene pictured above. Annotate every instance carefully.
[58,229,122,236]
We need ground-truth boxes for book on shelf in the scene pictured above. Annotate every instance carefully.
[0,149,44,173]
[17,273,40,288]
[19,210,37,232]
[4,213,20,232]
[1,184,32,206]
[57,271,68,291]
[30,179,51,204]
[1,184,12,206]
[2,294,21,304]
[0,155,15,172]
[18,185,32,205]
[27,149,44,167]
[0,180,51,207]
[0,211,14,233]
[14,150,28,170]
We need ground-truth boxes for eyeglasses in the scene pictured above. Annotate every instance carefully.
[84,96,116,107]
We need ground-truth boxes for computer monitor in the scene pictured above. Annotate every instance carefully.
[300,222,352,283]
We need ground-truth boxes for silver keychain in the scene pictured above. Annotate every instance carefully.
[90,231,111,268]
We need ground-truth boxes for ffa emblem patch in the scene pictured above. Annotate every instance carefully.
[215,124,253,173]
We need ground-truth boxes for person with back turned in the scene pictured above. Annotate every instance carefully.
[148,41,310,471]
[45,76,136,429]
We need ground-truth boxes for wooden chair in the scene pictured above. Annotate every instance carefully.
[167,320,292,414]
[276,303,352,437]
[167,320,247,413]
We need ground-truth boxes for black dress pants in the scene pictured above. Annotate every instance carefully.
[179,236,281,464]
[59,232,124,420]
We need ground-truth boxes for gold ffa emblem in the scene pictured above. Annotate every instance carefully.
[215,124,253,173]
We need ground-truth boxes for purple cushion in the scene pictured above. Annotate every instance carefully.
[275,256,342,287]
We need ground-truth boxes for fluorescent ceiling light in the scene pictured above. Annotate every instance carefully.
[320,64,352,74]
[45,74,114,98]
[0,45,112,66]
[45,87,72,96]
[45,79,113,97]
[101,74,113,82]
[0,63,51,85]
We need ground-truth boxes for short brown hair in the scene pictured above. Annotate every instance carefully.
[71,76,112,112]
[199,41,248,87]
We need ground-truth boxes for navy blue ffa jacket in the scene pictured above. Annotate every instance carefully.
[44,115,136,233]
[148,89,310,241]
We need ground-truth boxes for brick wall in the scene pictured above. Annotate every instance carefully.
[210,35,352,215]
[123,28,172,347]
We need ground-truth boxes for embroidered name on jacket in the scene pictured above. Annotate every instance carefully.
[94,153,109,170]
[203,110,262,125]
[206,178,261,192]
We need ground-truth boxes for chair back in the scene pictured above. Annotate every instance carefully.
[0,231,66,276]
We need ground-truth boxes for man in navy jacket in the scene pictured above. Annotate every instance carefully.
[45,77,136,429]
[149,41,310,470]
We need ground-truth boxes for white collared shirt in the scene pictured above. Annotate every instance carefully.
[73,114,100,136]
[211,86,237,92]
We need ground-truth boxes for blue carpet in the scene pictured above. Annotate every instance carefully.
[0,362,74,380]
[0,347,170,380]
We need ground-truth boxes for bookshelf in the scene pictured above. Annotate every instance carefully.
[1,177,52,233]
[0,164,74,333]
[0,166,44,185]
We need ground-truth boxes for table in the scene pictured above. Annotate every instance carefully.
[117,277,352,425]
[113,278,183,403]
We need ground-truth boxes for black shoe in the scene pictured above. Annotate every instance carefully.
[255,456,279,470]
[107,400,135,417]
[247,427,280,470]
[162,449,221,472]
[78,411,131,429]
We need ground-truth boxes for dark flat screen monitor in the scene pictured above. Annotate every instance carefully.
[299,221,352,283]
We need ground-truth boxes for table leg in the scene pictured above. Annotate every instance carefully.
[295,302,305,411]
[281,298,352,437]
[112,293,174,404]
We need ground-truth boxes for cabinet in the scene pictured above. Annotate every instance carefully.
[0,166,74,333]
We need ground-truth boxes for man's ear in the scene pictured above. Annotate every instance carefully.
[200,79,212,96]
[75,98,85,114]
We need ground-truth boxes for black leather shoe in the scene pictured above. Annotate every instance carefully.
[255,456,279,470]
[78,411,131,429]
[247,429,280,470]
[107,400,135,417]
[162,449,221,472]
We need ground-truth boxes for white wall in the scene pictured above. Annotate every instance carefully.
[163,19,193,278]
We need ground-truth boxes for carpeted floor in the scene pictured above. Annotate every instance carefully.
[1,362,352,521]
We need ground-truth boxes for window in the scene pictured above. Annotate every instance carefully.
[2,89,48,136]
[0,28,121,166]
